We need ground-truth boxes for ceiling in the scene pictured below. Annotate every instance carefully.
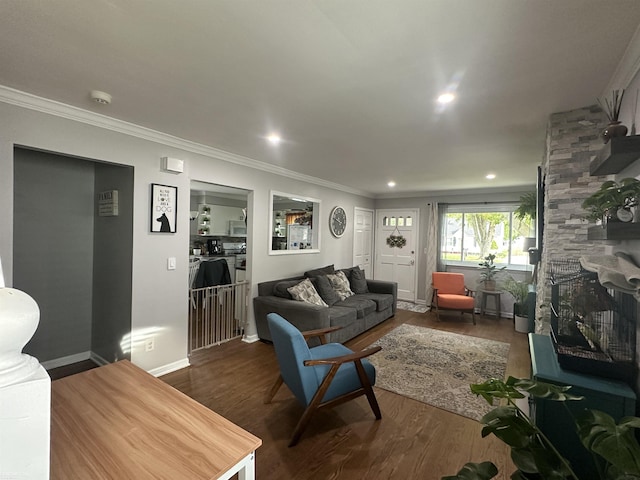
[1,1,640,197]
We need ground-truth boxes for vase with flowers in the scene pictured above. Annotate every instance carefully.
[598,89,627,144]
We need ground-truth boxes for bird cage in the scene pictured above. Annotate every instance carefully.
[549,258,637,383]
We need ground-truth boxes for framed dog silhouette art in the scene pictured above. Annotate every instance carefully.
[150,183,177,233]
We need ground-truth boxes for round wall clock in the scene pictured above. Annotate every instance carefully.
[329,206,347,238]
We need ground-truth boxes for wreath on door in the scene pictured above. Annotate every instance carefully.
[386,226,406,248]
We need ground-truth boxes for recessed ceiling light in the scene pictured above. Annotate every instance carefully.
[387,181,396,187]
[266,134,281,145]
[90,90,112,105]
[437,92,455,104]
[486,173,496,180]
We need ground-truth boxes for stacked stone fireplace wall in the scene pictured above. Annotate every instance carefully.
[536,105,610,331]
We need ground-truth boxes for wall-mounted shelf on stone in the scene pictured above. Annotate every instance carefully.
[590,135,640,175]
[587,222,640,240]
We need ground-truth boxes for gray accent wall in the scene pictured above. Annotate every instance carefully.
[13,147,133,365]
[14,148,95,362]
[92,162,134,363]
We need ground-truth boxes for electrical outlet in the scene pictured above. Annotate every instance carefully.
[145,338,155,352]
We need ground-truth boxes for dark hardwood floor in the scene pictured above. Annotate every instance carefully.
[47,359,99,381]
[161,309,531,480]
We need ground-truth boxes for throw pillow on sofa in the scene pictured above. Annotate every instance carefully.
[304,264,335,278]
[274,280,303,299]
[349,266,369,294]
[287,278,328,307]
[313,275,341,306]
[327,271,354,301]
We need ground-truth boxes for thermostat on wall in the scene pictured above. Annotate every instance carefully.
[161,156,184,174]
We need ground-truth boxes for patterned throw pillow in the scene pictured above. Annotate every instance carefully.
[327,270,354,301]
[287,278,328,307]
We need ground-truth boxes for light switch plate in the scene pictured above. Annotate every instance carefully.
[167,257,176,270]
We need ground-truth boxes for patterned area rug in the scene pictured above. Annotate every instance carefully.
[369,324,509,421]
[396,301,429,313]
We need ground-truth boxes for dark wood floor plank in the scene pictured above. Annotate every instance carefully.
[161,309,531,480]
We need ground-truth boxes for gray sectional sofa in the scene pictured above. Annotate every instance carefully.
[253,265,397,344]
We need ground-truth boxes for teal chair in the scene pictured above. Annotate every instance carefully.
[265,313,382,446]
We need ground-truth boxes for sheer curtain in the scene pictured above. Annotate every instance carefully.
[424,202,439,308]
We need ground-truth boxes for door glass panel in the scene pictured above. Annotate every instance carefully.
[406,216,413,226]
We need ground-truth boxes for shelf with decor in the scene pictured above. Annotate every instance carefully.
[589,135,640,175]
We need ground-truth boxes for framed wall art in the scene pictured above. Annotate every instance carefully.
[150,183,177,233]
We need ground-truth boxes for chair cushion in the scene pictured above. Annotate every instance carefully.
[327,271,354,300]
[287,278,328,307]
[334,296,376,318]
[432,272,466,295]
[356,293,394,312]
[309,343,376,403]
[313,275,341,306]
[436,293,474,310]
[267,313,318,406]
[349,266,369,294]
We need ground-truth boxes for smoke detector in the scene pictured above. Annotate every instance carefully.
[90,90,112,105]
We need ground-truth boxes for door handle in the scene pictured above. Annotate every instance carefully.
[410,259,415,266]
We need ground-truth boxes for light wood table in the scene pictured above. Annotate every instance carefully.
[51,360,261,479]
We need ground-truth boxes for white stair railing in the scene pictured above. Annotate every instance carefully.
[0,258,50,479]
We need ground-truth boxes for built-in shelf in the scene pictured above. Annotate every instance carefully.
[590,135,640,175]
[587,222,640,240]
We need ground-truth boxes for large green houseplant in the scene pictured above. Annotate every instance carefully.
[443,377,640,480]
[502,276,530,332]
[582,178,640,224]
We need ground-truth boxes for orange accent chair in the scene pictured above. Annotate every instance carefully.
[431,272,476,324]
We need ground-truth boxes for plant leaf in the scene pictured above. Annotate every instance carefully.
[576,410,640,476]
[508,377,584,402]
[441,461,498,480]
[480,406,537,448]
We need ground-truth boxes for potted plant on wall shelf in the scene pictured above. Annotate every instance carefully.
[581,177,640,225]
[478,254,506,291]
[502,275,530,333]
[598,89,627,144]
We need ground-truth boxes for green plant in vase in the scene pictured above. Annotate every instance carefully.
[581,178,640,224]
[478,254,506,291]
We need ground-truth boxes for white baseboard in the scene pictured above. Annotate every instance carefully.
[242,334,259,343]
[148,358,190,377]
[90,352,111,367]
[415,299,427,306]
[41,351,91,370]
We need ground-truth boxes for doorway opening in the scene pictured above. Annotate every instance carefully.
[13,147,134,376]
[188,181,251,353]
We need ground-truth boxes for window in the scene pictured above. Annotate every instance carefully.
[441,204,534,267]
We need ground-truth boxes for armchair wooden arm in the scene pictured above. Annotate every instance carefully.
[303,346,382,366]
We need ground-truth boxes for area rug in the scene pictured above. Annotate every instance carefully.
[368,324,509,421]
[396,301,429,313]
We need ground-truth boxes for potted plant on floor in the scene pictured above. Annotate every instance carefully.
[443,377,640,480]
[502,275,530,333]
[478,254,506,291]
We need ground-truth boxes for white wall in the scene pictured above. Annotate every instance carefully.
[0,95,374,373]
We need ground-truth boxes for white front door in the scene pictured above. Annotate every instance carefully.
[353,208,374,277]
[374,208,418,301]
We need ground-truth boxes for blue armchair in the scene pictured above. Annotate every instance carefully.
[265,313,382,446]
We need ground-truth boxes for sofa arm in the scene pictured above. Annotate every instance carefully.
[366,280,398,314]
[253,295,331,342]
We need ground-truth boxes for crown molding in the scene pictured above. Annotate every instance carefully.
[0,85,373,198]
[603,23,640,94]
